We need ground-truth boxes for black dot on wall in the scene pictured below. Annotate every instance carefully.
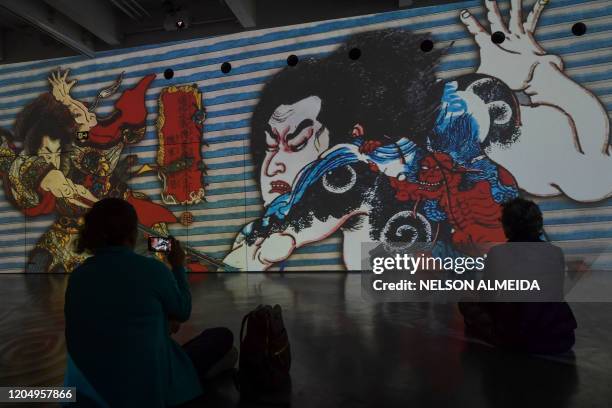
[221,62,232,74]
[287,54,299,66]
[420,39,434,52]
[491,31,506,44]
[163,68,174,79]
[572,22,587,36]
[349,48,361,60]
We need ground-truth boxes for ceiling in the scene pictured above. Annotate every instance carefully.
[0,0,463,65]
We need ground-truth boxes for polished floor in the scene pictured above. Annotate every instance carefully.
[1,273,611,407]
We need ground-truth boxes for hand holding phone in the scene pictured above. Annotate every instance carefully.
[167,235,186,269]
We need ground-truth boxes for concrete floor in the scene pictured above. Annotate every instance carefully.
[1,273,611,407]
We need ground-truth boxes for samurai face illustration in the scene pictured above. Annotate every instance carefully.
[260,95,330,205]
[37,135,62,169]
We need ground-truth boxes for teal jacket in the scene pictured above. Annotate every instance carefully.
[64,246,202,407]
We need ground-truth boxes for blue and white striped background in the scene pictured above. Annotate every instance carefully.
[0,0,610,272]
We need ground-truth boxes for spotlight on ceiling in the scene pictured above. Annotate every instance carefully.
[162,1,191,31]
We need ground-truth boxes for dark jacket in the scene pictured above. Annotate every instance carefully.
[65,246,202,407]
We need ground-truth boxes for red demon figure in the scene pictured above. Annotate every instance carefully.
[388,152,517,253]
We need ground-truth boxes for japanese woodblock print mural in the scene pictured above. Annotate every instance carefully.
[0,0,610,272]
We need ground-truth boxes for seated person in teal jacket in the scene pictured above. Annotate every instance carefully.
[64,198,236,407]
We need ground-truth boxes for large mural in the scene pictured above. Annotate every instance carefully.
[0,0,610,272]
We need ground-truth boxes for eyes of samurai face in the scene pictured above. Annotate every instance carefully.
[265,118,320,153]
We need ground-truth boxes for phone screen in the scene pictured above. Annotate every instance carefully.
[148,237,172,253]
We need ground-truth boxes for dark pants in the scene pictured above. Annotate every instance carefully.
[182,327,234,380]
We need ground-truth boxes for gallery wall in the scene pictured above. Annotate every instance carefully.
[0,0,610,272]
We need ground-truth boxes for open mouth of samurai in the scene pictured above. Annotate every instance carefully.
[269,180,291,195]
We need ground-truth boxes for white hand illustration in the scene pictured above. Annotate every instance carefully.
[460,0,562,91]
[48,69,77,104]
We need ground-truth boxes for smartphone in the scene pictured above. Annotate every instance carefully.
[148,236,172,253]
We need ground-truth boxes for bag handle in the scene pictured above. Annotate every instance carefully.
[240,312,250,345]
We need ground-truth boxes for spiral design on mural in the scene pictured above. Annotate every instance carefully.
[380,210,432,252]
